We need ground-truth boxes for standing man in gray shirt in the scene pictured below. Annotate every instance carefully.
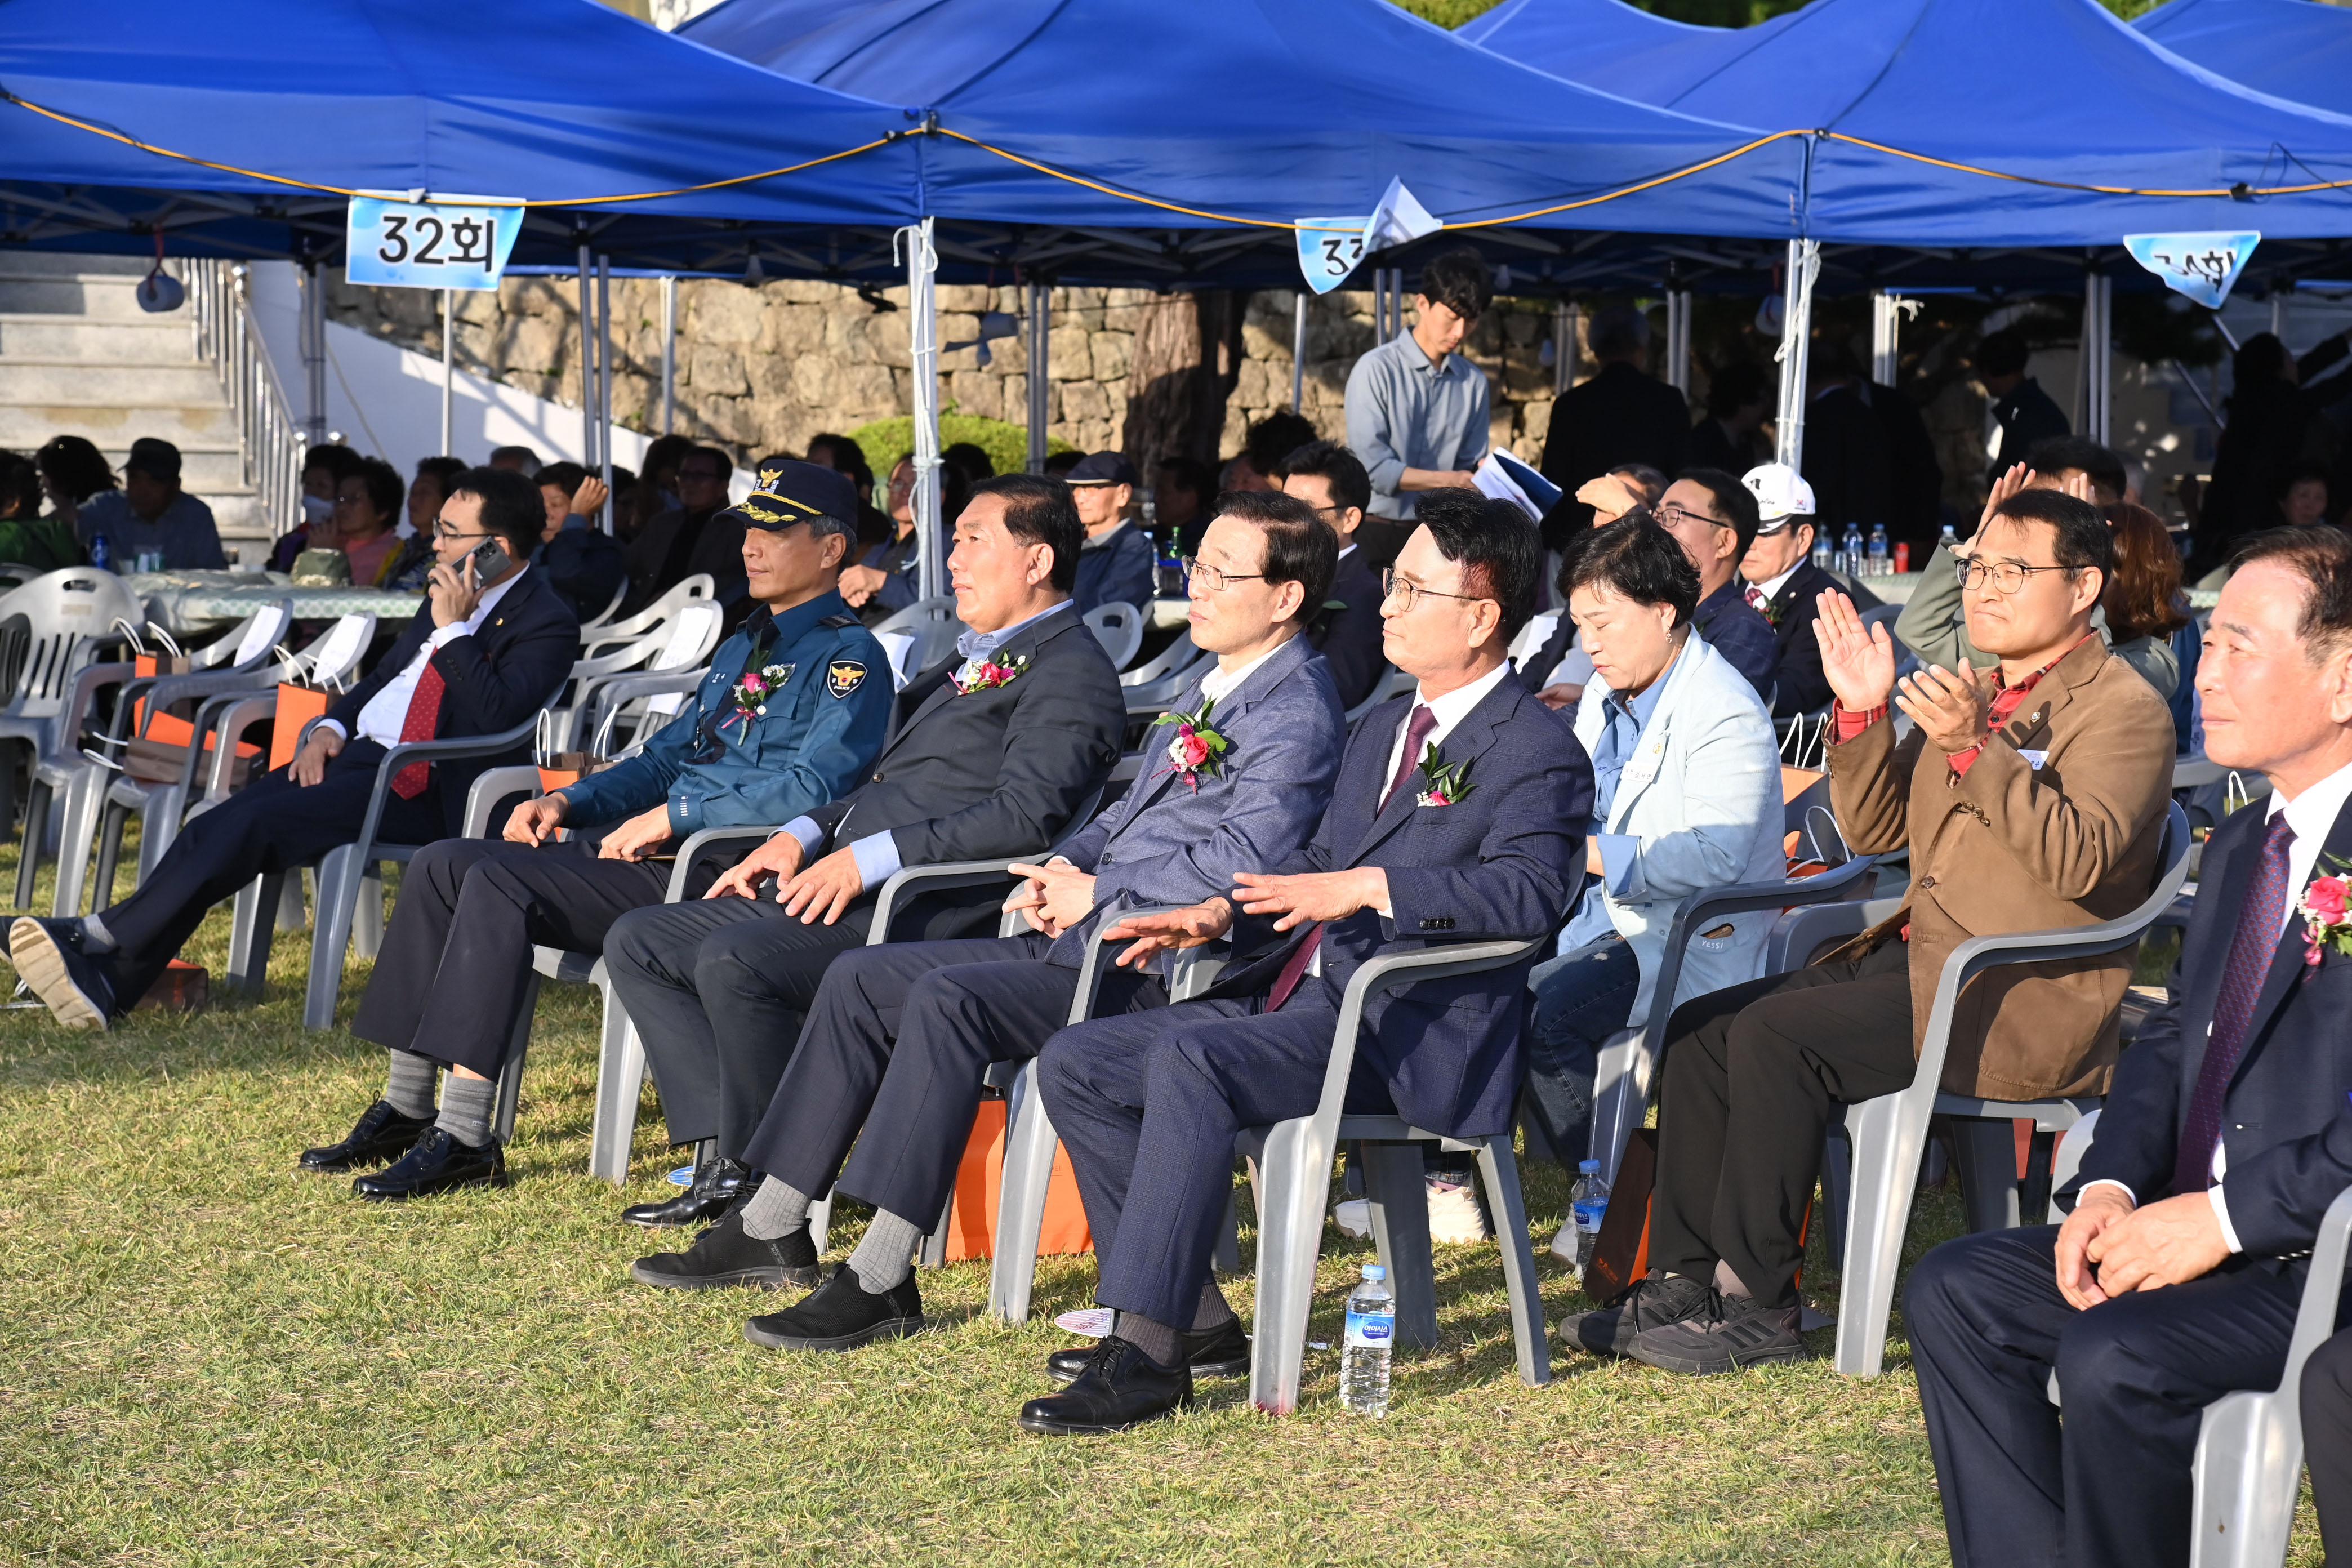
[1344,248,1493,526]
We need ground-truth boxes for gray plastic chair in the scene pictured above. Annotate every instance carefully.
[1828,801,2194,1377]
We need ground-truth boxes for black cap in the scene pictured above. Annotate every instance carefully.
[1065,451,1139,488]
[124,437,181,483]
[723,458,857,538]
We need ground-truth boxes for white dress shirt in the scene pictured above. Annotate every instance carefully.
[1196,636,1289,708]
[322,567,527,748]
[1750,564,1800,605]
[2083,756,2352,1252]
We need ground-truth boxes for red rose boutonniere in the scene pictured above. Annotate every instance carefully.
[951,652,1031,695]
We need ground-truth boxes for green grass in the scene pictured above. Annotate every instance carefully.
[0,846,2319,1566]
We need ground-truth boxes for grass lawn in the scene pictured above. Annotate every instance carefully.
[0,863,2319,1565]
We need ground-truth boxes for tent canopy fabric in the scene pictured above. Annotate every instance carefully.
[2135,0,2352,121]
[0,0,926,268]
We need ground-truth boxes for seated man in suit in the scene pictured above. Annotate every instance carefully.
[294,462,893,1199]
[1067,453,1156,616]
[8,467,579,1030]
[1735,462,1877,718]
[1566,488,2175,1375]
[1277,439,1387,711]
[1015,493,1594,1435]
[594,473,1127,1232]
[631,491,1348,1347]
[1912,525,2352,1568]
[1652,467,1778,700]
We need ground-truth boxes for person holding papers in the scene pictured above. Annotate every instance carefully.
[1343,249,1493,523]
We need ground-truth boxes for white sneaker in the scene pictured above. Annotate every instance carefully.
[1426,1177,1490,1244]
[1333,1197,1372,1239]
[1548,1220,1579,1264]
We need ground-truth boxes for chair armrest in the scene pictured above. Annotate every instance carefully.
[2284,1186,2352,1392]
[1642,855,1878,1035]
[199,692,282,799]
[463,765,545,839]
[572,669,706,751]
[866,857,1022,945]
[60,661,137,748]
[350,715,544,862]
[1306,937,1548,1132]
[666,825,782,901]
[136,663,283,725]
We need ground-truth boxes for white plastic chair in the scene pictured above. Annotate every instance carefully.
[563,599,722,751]
[578,573,712,656]
[1343,666,1414,726]
[0,569,143,897]
[1082,602,1144,670]
[871,595,963,681]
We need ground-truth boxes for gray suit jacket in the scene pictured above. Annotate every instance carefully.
[1051,632,1345,970]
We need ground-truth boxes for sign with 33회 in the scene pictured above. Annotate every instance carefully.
[345,195,524,291]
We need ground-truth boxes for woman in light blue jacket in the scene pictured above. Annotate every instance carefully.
[1525,520,1783,1174]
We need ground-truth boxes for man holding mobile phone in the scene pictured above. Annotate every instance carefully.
[8,467,580,1032]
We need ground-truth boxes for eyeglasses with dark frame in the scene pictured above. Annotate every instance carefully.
[1182,557,1267,594]
[1957,558,2073,595]
[1382,568,1493,614]
[1654,501,1731,531]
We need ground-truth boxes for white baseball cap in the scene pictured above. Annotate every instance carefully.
[1741,463,1816,532]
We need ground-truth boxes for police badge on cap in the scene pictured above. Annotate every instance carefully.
[723,458,858,537]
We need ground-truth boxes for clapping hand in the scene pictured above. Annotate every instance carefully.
[1895,661,1993,756]
[1811,590,1897,713]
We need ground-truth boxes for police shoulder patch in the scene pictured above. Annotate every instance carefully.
[826,659,868,699]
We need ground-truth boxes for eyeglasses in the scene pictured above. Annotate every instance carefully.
[1958,559,2073,595]
[1182,558,1266,594]
[432,520,492,541]
[1654,502,1730,531]
[1382,568,1490,614]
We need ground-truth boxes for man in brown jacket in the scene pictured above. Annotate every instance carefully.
[1562,488,2175,1374]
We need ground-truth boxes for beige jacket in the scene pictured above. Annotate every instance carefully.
[1827,636,2175,1099]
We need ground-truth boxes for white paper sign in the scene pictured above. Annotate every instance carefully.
[2123,231,2260,310]
[1362,178,1442,253]
[1296,216,1371,294]
[346,195,524,291]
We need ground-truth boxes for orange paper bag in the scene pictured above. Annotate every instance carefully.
[940,1099,1094,1262]
[268,683,335,771]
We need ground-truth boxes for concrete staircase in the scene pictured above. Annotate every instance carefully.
[0,253,269,556]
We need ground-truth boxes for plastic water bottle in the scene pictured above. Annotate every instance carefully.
[1938,521,1959,559]
[1342,1263,1395,1416]
[1867,523,1891,578]
[1810,532,1833,574]
[88,532,112,573]
[1841,523,1864,580]
[1570,1159,1610,1281]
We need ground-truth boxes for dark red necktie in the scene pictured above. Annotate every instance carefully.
[2172,814,2295,1195]
[1266,703,1436,1012]
[1744,585,1769,613]
[388,662,447,800]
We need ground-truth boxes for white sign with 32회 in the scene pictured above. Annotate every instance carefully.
[345,195,524,291]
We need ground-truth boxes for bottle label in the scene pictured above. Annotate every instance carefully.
[1573,1199,1606,1234]
[1344,1309,1395,1348]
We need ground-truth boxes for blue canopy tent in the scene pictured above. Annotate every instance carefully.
[2135,0,2352,120]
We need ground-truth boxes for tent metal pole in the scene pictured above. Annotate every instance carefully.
[2089,274,2112,449]
[1666,289,1691,398]
[1291,292,1307,414]
[1027,280,1050,474]
[301,260,327,445]
[903,219,944,602]
[577,246,596,471]
[2272,289,2288,341]
[1774,239,1819,472]
[598,256,614,533]
[1870,291,1899,387]
[439,288,453,456]
[1557,300,1577,397]
[661,276,676,437]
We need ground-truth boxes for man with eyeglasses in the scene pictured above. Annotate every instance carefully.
[619,443,738,620]
[1014,490,1592,1435]
[1277,439,1387,710]
[1650,467,1779,700]
[286,461,893,1200]
[9,467,581,1032]
[1566,488,2173,1377]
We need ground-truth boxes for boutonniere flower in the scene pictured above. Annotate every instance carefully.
[723,662,794,736]
[1157,697,1230,789]
[951,652,1030,695]
[2299,858,2352,967]
[1414,743,1476,808]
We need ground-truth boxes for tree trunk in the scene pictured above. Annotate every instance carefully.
[1122,289,1251,475]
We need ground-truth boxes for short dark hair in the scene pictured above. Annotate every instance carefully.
[943,442,996,484]
[1277,439,1371,517]
[0,452,43,521]
[1986,488,2110,585]
[1416,248,1493,323]
[35,435,114,502]
[2025,436,2127,501]
[806,432,867,473]
[1974,328,2030,380]
[1705,360,1770,420]
[1213,491,1337,627]
[2231,525,2352,661]
[973,473,1083,594]
[1674,466,1761,563]
[487,444,541,478]
[1558,516,1704,629]
[414,456,469,497]
[1156,454,1211,498]
[1610,464,1668,507]
[302,442,364,484]
[537,461,589,500]
[1041,449,1084,478]
[1588,304,1649,362]
[1415,488,1542,640]
[678,445,733,482]
[1246,412,1318,479]
[351,456,404,523]
[448,466,546,556]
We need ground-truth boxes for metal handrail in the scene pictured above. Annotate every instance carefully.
[171,259,304,541]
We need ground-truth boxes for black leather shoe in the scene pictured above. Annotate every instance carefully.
[1045,1315,1250,1385]
[743,1264,923,1351]
[631,1209,820,1291]
[1019,1337,1194,1435]
[620,1156,753,1228]
[350,1126,505,1200]
[299,1100,436,1172]
[8,916,117,1031]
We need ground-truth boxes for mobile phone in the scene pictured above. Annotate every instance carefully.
[460,536,516,587]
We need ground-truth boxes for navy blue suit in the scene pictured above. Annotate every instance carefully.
[1690,579,1778,700]
[1906,792,2352,1568]
[736,634,1346,1226]
[1039,669,1593,1326]
[1072,523,1156,615]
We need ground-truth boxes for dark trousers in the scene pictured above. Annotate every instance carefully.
[1649,939,1916,1308]
[1908,1225,2325,1568]
[603,887,999,1160]
[1522,934,1642,1168]
[2304,1328,2352,1562]
[96,740,442,1004]
[350,838,685,1077]
[737,934,1166,1224]
[1038,978,1396,1328]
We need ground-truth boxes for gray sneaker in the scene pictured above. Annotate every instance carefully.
[1558,1271,1714,1358]
[1625,1291,1805,1374]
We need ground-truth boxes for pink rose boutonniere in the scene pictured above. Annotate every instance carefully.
[1157,697,1230,790]
[722,662,794,738]
[951,652,1031,695]
[2300,859,2352,967]
[1414,743,1477,808]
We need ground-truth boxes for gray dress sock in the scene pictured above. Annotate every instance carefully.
[433,1074,496,1149]
[79,913,118,953]
[384,1050,438,1120]
[1192,1279,1236,1330]
[738,1175,813,1241]
[1112,1311,1183,1368]
[846,1209,926,1294]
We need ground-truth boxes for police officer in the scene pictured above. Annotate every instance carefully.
[297,460,895,1201]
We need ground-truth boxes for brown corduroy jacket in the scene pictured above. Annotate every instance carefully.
[1826,636,2176,1099]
